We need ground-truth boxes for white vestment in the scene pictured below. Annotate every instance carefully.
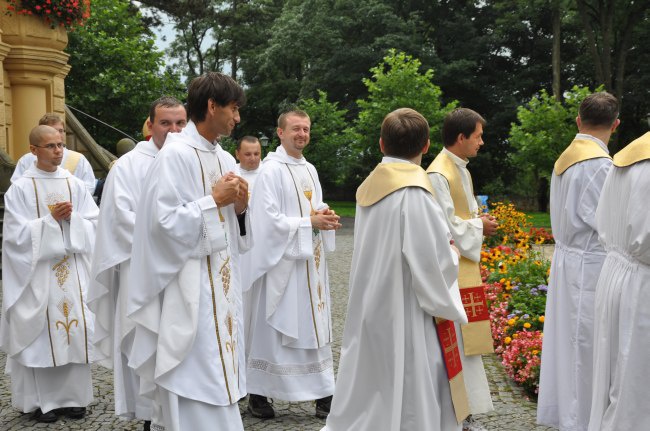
[236,163,261,192]
[428,148,494,415]
[126,121,250,431]
[537,135,611,431]
[588,155,650,430]
[324,158,467,431]
[88,139,159,420]
[12,149,96,195]
[241,146,335,401]
[0,166,98,413]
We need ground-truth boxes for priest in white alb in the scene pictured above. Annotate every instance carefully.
[88,96,186,430]
[0,125,98,423]
[427,108,496,430]
[588,132,650,431]
[323,108,469,431]
[537,92,620,431]
[126,73,250,431]
[241,109,341,419]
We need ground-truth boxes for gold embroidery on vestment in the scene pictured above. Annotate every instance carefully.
[52,255,70,289]
[55,298,79,345]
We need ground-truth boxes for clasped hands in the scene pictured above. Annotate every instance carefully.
[311,208,342,231]
[50,201,73,222]
[211,172,248,215]
[480,213,498,237]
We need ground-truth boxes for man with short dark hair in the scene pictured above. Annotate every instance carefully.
[88,96,187,430]
[323,108,469,430]
[427,107,496,431]
[235,136,262,191]
[537,91,620,431]
[126,73,250,431]
[12,113,96,195]
[242,109,340,419]
[1,125,99,423]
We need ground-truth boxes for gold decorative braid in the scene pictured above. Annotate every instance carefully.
[208,255,233,403]
[32,178,60,364]
[194,148,234,402]
[46,309,57,366]
[73,254,90,363]
[284,164,321,347]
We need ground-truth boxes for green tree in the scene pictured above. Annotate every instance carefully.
[352,50,457,184]
[65,0,184,151]
[508,86,593,209]
[240,0,423,139]
[297,90,354,196]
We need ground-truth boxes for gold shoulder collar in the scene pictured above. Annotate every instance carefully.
[357,163,434,207]
[553,139,611,175]
[613,132,650,167]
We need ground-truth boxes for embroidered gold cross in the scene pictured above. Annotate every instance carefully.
[462,291,485,319]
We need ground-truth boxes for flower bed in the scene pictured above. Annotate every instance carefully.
[482,202,552,397]
[4,0,90,30]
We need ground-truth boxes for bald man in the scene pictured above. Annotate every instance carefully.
[0,125,99,423]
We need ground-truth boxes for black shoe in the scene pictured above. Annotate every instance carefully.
[32,408,58,423]
[65,406,86,419]
[247,394,275,419]
[144,420,151,431]
[315,395,333,419]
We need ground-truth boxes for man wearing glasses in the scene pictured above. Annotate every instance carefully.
[0,125,99,423]
[11,113,96,195]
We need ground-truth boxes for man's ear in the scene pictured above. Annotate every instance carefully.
[379,137,385,154]
[576,116,581,129]
[611,118,621,132]
[422,139,431,154]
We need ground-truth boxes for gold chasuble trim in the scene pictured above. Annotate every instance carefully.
[63,150,82,175]
[194,149,233,403]
[553,139,611,175]
[613,132,650,167]
[426,152,494,356]
[284,164,322,348]
[356,162,434,207]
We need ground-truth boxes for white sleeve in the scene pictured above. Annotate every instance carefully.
[428,172,483,262]
[75,155,97,195]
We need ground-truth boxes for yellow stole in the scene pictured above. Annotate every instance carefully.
[357,162,470,423]
[554,139,611,175]
[613,132,650,167]
[63,150,83,175]
[426,152,494,356]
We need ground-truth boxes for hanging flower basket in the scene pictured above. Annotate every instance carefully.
[4,0,90,31]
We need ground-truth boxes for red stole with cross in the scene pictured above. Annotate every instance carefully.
[427,153,494,356]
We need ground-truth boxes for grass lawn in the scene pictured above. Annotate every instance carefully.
[527,212,551,229]
[328,201,356,217]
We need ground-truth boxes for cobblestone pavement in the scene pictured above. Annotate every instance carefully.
[0,218,553,430]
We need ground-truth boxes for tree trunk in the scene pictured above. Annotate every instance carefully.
[551,0,561,101]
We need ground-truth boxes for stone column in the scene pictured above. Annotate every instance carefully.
[0,2,71,159]
[0,30,11,154]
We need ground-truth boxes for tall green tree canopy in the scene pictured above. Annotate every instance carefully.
[352,50,457,183]
[65,0,185,151]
